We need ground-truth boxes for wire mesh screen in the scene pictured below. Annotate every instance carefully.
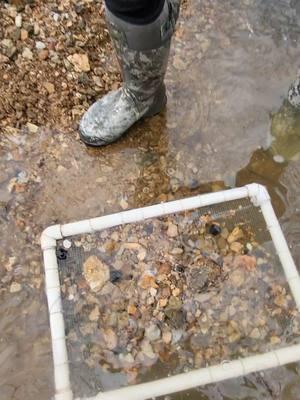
[56,198,300,399]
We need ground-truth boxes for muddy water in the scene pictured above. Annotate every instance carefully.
[0,0,299,399]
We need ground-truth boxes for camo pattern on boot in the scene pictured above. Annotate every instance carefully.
[80,0,181,146]
[288,77,300,109]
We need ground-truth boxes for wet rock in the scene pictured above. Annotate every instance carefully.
[145,324,161,341]
[209,223,222,236]
[83,256,110,293]
[162,330,172,344]
[228,269,245,287]
[138,274,158,289]
[167,223,178,238]
[102,328,118,350]
[110,269,123,283]
[10,282,22,293]
[89,306,100,322]
[230,242,244,253]
[234,255,256,271]
[171,329,184,344]
[227,227,244,244]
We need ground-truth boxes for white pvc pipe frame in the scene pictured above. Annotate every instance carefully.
[41,183,300,400]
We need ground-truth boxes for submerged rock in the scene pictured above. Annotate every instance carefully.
[83,256,110,292]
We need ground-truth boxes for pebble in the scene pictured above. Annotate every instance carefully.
[273,154,285,164]
[10,282,22,293]
[63,239,72,249]
[167,223,178,238]
[15,14,22,28]
[103,328,118,350]
[67,53,90,72]
[89,306,100,322]
[20,28,28,41]
[145,324,161,341]
[227,227,244,244]
[26,122,39,133]
[120,198,129,210]
[83,256,110,293]
[44,82,55,94]
[22,47,33,60]
[230,242,244,253]
[35,41,46,50]
[162,331,172,344]
[38,49,49,60]
[250,328,261,339]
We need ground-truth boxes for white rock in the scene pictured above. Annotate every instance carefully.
[15,14,22,28]
[145,324,161,341]
[22,47,33,60]
[35,41,46,50]
[10,282,22,293]
[167,223,178,238]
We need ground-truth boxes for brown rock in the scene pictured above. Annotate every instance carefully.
[138,274,158,289]
[167,223,178,238]
[227,226,244,244]
[230,242,244,253]
[67,53,90,72]
[233,255,256,271]
[83,256,110,293]
[103,328,118,350]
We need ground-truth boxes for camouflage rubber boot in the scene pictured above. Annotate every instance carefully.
[288,76,300,109]
[80,0,181,146]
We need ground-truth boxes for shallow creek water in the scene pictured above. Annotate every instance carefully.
[0,0,300,399]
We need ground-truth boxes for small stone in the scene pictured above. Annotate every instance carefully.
[0,54,9,64]
[139,274,158,289]
[63,240,72,249]
[38,49,49,60]
[110,269,123,283]
[22,47,33,60]
[140,340,156,359]
[20,29,28,41]
[172,288,181,297]
[273,154,285,164]
[270,336,281,345]
[145,324,161,341]
[44,82,55,94]
[170,247,183,255]
[159,298,168,308]
[229,269,245,287]
[127,304,137,315]
[10,282,22,293]
[167,223,178,238]
[89,306,100,322]
[162,331,172,344]
[209,223,222,236]
[171,329,183,344]
[15,14,22,28]
[234,255,256,271]
[103,328,118,350]
[83,256,110,293]
[35,41,46,50]
[67,53,90,72]
[149,287,157,297]
[119,353,134,365]
[120,198,128,210]
[26,122,38,133]
[230,242,244,253]
[227,227,244,244]
[250,328,261,339]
